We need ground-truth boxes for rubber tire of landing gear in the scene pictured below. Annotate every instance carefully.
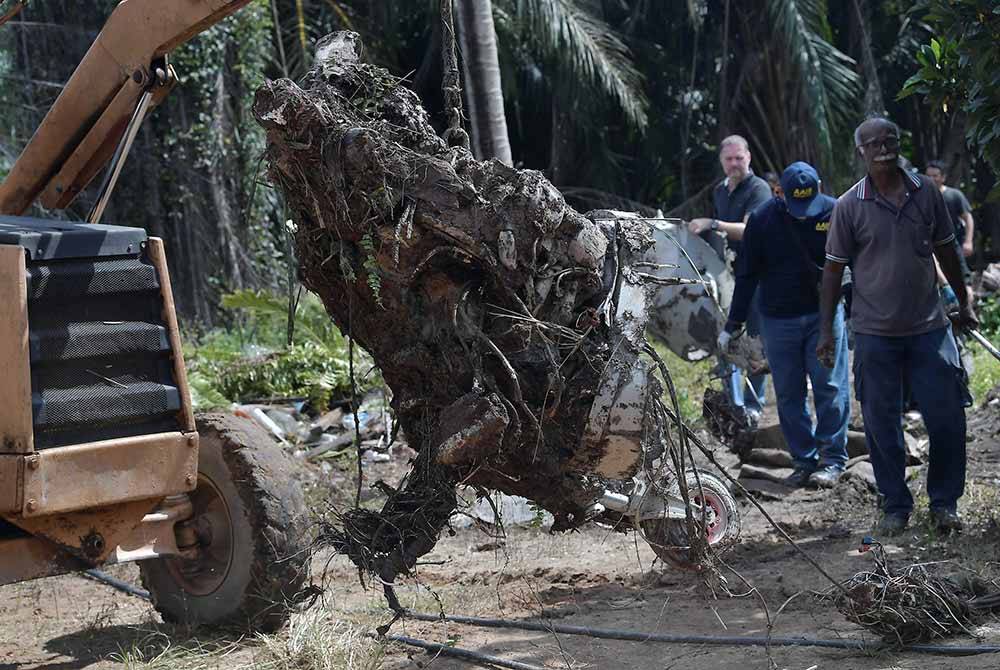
[640,470,741,571]
[139,414,308,632]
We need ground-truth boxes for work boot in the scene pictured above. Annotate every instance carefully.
[783,467,815,489]
[875,513,909,536]
[930,509,964,534]
[808,465,843,489]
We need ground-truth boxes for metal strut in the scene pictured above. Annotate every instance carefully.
[969,328,1000,363]
[87,64,173,224]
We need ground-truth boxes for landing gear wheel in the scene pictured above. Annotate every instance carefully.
[641,470,740,571]
[139,414,308,632]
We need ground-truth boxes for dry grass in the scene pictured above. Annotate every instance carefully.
[107,627,248,669]
[254,606,384,670]
[909,479,1000,562]
[105,606,385,670]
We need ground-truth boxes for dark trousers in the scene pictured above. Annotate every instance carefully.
[853,326,970,516]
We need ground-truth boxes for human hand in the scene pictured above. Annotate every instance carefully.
[816,332,836,368]
[963,241,974,257]
[688,218,714,234]
[948,301,979,332]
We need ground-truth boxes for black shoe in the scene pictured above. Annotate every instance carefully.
[875,513,909,536]
[930,509,963,533]
[808,466,843,489]
[783,467,815,488]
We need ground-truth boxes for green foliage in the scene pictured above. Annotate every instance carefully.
[221,289,350,351]
[968,343,1000,403]
[976,295,1000,339]
[168,4,284,285]
[186,290,379,411]
[966,295,1000,401]
[900,0,1000,198]
[201,339,352,410]
[506,0,649,131]
[650,340,710,425]
[765,0,862,169]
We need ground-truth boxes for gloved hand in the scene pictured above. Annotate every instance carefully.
[717,323,741,353]
[940,285,958,308]
[717,330,732,353]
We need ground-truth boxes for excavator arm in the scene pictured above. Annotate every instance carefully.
[0,0,254,216]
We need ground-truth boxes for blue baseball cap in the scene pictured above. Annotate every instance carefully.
[780,161,824,219]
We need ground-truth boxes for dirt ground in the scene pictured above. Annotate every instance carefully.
[3,406,1000,670]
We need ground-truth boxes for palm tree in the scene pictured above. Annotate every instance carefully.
[727,0,862,180]
[454,0,513,165]
[490,0,649,190]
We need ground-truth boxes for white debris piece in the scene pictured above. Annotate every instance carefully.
[450,493,553,529]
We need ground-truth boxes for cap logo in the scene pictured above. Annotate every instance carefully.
[792,187,814,198]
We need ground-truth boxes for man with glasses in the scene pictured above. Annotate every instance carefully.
[719,162,850,489]
[816,117,976,534]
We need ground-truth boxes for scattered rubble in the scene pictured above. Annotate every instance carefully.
[735,419,928,499]
[233,389,397,464]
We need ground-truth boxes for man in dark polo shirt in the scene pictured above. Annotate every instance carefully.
[817,117,977,535]
[720,162,849,488]
[688,135,773,417]
[926,160,975,258]
[926,160,974,307]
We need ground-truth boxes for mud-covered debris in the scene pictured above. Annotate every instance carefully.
[254,32,685,586]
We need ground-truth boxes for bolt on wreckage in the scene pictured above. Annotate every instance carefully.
[254,32,748,594]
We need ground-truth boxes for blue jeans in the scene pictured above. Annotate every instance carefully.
[759,305,850,472]
[727,290,768,414]
[853,326,970,516]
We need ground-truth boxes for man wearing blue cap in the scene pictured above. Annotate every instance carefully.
[719,162,850,488]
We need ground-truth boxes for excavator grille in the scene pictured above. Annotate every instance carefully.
[27,253,183,448]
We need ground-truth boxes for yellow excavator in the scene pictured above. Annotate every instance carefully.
[0,0,307,631]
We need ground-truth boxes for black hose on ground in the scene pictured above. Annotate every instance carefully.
[407,611,1000,656]
[384,634,546,670]
[83,569,151,601]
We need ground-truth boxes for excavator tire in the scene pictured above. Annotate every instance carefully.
[139,413,308,632]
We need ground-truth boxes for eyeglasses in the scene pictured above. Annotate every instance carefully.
[858,135,900,152]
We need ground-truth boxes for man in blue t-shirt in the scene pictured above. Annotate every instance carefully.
[718,162,850,488]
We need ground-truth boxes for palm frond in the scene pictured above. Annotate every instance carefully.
[766,0,861,160]
[514,0,648,131]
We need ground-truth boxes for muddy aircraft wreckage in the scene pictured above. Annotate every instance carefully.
[253,32,758,611]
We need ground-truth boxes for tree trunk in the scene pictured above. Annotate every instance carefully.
[255,32,670,587]
[210,70,245,292]
[850,0,885,117]
[717,0,731,140]
[453,0,513,166]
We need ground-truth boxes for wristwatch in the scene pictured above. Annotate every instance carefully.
[710,219,720,231]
